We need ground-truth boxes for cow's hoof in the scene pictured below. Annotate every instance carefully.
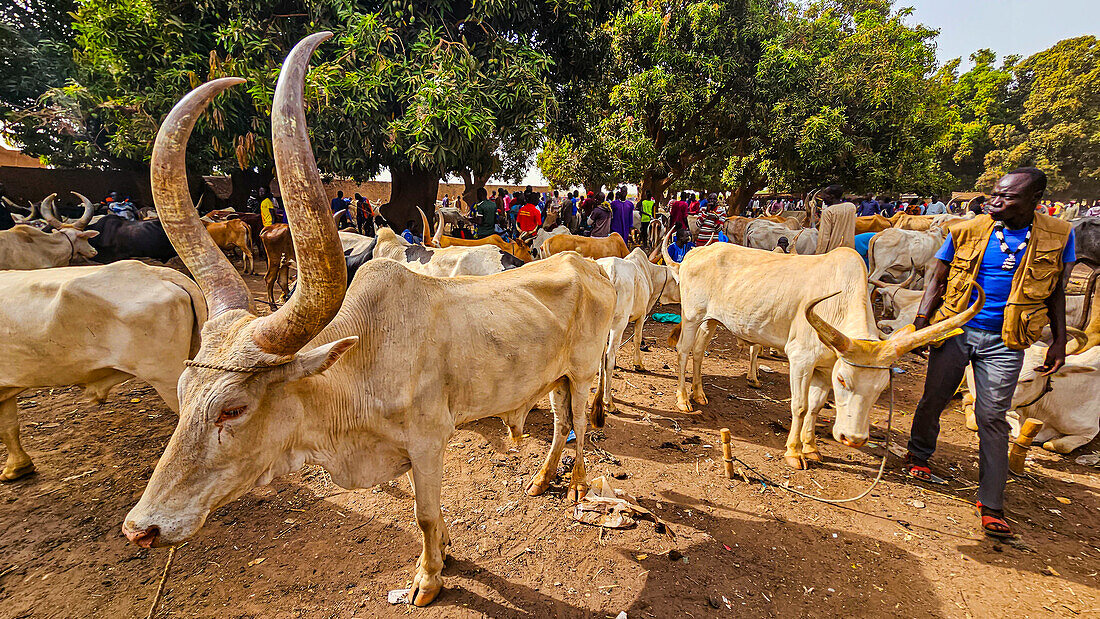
[747,380,762,389]
[803,450,822,463]
[567,483,588,503]
[1,462,35,481]
[964,408,978,432]
[409,570,443,607]
[691,391,708,406]
[676,396,693,413]
[783,455,806,470]
[526,476,551,497]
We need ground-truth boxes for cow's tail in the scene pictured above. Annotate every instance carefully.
[668,322,682,348]
[588,374,606,429]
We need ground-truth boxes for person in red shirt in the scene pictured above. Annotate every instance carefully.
[517,199,542,234]
[669,192,689,232]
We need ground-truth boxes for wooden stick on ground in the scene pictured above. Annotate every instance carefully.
[720,428,735,479]
[146,545,180,619]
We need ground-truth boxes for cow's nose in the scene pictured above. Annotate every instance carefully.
[840,435,868,448]
[123,523,160,548]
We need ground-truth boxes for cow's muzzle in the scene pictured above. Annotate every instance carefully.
[839,435,868,448]
[122,522,161,548]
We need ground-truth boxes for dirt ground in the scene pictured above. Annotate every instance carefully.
[1,256,1098,619]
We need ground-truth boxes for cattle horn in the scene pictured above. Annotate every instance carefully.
[71,192,95,229]
[418,207,434,247]
[251,32,346,356]
[805,291,854,354]
[1066,327,1090,355]
[660,231,677,272]
[890,285,985,356]
[40,193,65,230]
[2,195,32,218]
[898,265,918,289]
[152,77,254,318]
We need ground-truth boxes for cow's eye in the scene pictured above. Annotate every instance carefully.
[217,406,247,424]
[837,376,847,388]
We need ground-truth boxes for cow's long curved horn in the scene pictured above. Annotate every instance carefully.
[1075,273,1100,355]
[1066,327,1090,355]
[71,192,95,229]
[252,32,345,356]
[898,264,918,289]
[152,77,253,318]
[40,193,64,229]
[418,207,434,247]
[660,231,677,273]
[2,195,31,218]
[891,285,985,356]
[805,291,853,354]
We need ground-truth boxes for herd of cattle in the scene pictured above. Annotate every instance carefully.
[1,33,1098,606]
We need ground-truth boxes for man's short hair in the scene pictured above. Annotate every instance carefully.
[822,184,844,200]
[1007,167,1047,196]
[476,186,487,200]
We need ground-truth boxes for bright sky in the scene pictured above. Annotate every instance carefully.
[904,0,1098,67]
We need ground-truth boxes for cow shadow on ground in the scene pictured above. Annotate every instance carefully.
[430,487,947,618]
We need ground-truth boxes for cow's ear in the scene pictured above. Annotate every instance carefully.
[278,337,359,382]
[78,230,99,239]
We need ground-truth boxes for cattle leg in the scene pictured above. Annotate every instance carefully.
[675,318,703,412]
[746,344,762,388]
[527,380,571,496]
[0,397,34,481]
[689,320,718,407]
[599,324,626,414]
[784,364,815,469]
[631,317,646,372]
[1043,433,1094,454]
[800,370,832,463]
[407,448,446,607]
[568,380,591,503]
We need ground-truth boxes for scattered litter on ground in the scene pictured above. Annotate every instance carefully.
[572,476,671,535]
[1074,452,1099,467]
[387,588,410,604]
[651,313,681,323]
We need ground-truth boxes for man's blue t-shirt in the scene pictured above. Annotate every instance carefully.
[667,241,694,263]
[935,227,1076,331]
[854,232,876,267]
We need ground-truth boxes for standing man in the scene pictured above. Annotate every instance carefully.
[259,187,277,227]
[331,190,347,214]
[695,193,726,246]
[857,195,879,217]
[639,191,656,247]
[814,184,857,254]
[926,196,948,215]
[669,192,689,233]
[610,188,633,242]
[471,187,498,239]
[905,168,1074,539]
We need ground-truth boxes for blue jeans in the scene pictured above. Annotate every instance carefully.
[907,327,1024,510]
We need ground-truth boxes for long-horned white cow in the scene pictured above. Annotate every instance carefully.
[0,261,206,480]
[867,226,946,284]
[122,34,615,607]
[743,219,817,255]
[0,193,98,270]
[593,247,680,415]
[665,243,981,468]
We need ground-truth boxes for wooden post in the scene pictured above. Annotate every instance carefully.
[1009,418,1044,475]
[720,428,734,479]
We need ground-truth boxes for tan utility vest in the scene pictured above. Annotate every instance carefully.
[933,213,1071,350]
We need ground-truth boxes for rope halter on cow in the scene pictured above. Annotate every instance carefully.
[185,359,293,373]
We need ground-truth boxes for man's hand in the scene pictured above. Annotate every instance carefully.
[1036,339,1066,377]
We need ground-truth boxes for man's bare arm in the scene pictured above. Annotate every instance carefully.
[912,260,949,331]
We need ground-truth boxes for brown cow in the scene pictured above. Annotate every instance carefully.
[206,210,264,257]
[203,219,254,273]
[723,216,753,245]
[259,223,293,306]
[855,214,893,235]
[541,232,629,260]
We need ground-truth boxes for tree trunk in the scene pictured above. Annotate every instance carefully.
[381,164,440,236]
[640,169,672,205]
[459,168,491,211]
[729,179,766,217]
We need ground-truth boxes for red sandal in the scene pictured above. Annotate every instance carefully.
[976,501,1014,539]
[903,453,934,482]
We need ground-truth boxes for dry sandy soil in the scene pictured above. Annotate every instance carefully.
[1,256,1098,619]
